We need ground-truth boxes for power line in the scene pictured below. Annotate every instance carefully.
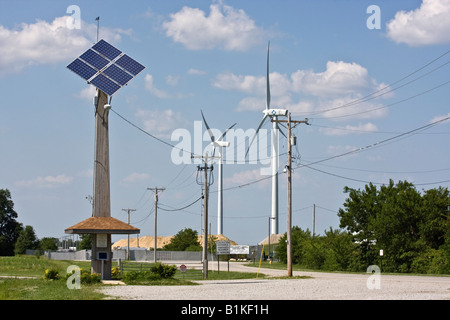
[299,50,449,117]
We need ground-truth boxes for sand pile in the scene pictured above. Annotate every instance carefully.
[112,234,237,250]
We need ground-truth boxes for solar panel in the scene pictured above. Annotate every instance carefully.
[80,49,109,70]
[67,39,146,96]
[115,54,146,76]
[90,73,121,96]
[67,59,97,81]
[92,39,122,60]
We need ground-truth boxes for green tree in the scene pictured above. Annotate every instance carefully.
[14,225,39,255]
[162,228,202,251]
[78,234,92,250]
[39,237,58,251]
[0,189,23,256]
[338,180,449,273]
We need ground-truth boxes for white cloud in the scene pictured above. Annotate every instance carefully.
[16,174,73,188]
[430,112,450,123]
[135,108,189,139]
[214,60,388,121]
[188,68,207,75]
[144,74,169,98]
[0,16,130,76]
[224,168,270,189]
[290,61,372,97]
[319,123,378,136]
[386,0,450,46]
[122,172,150,183]
[162,3,264,51]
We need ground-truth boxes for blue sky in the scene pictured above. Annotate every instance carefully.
[0,0,449,246]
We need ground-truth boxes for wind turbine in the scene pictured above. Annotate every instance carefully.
[247,41,287,235]
[201,110,237,235]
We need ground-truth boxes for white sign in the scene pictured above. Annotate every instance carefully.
[216,241,230,255]
[96,234,107,248]
[230,245,249,255]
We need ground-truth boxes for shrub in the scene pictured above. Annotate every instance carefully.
[150,262,177,279]
[111,267,121,279]
[43,268,59,280]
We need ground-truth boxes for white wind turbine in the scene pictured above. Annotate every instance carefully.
[201,110,237,235]
[247,41,287,235]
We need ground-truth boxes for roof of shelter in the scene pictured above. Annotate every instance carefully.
[65,216,140,234]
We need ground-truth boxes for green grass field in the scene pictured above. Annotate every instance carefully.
[0,255,265,300]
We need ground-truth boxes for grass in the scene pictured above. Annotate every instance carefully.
[0,255,107,300]
[0,255,270,299]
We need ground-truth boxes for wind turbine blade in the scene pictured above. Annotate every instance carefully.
[266,41,271,110]
[246,115,268,158]
[201,110,215,142]
[276,122,287,138]
[217,123,237,141]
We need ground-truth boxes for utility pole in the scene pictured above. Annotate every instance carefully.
[312,204,316,238]
[122,208,136,260]
[193,152,214,279]
[147,187,165,263]
[272,113,309,277]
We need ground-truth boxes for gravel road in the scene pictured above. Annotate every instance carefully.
[101,261,450,300]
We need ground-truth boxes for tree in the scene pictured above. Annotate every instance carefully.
[0,189,23,256]
[338,180,449,273]
[14,225,38,255]
[162,228,202,251]
[78,234,92,250]
[39,237,58,251]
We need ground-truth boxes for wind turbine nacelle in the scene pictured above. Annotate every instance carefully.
[214,141,230,148]
[263,109,288,117]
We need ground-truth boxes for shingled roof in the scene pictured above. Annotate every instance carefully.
[65,216,140,234]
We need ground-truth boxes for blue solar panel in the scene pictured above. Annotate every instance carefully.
[103,64,133,86]
[80,49,109,70]
[90,73,121,96]
[67,59,97,80]
[67,39,145,96]
[92,39,122,60]
[116,54,145,76]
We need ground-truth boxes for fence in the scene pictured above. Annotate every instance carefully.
[119,262,204,280]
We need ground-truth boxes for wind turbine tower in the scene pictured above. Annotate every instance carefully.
[248,41,287,235]
[202,111,236,235]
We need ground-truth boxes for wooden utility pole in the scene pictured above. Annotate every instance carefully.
[147,187,165,263]
[193,152,214,279]
[122,208,136,260]
[272,114,309,277]
[91,89,112,279]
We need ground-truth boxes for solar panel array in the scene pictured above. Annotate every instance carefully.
[67,39,145,96]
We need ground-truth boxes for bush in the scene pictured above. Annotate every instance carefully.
[151,262,177,279]
[111,267,121,279]
[122,271,161,283]
[43,268,59,280]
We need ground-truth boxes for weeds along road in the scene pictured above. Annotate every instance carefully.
[101,262,450,300]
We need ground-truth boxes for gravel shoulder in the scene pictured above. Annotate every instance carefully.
[101,262,450,300]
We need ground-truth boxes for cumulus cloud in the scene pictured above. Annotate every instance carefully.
[213,60,388,121]
[319,123,378,136]
[145,74,169,98]
[135,108,189,139]
[16,174,73,188]
[386,0,450,46]
[0,16,130,76]
[162,3,264,51]
[122,172,150,184]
